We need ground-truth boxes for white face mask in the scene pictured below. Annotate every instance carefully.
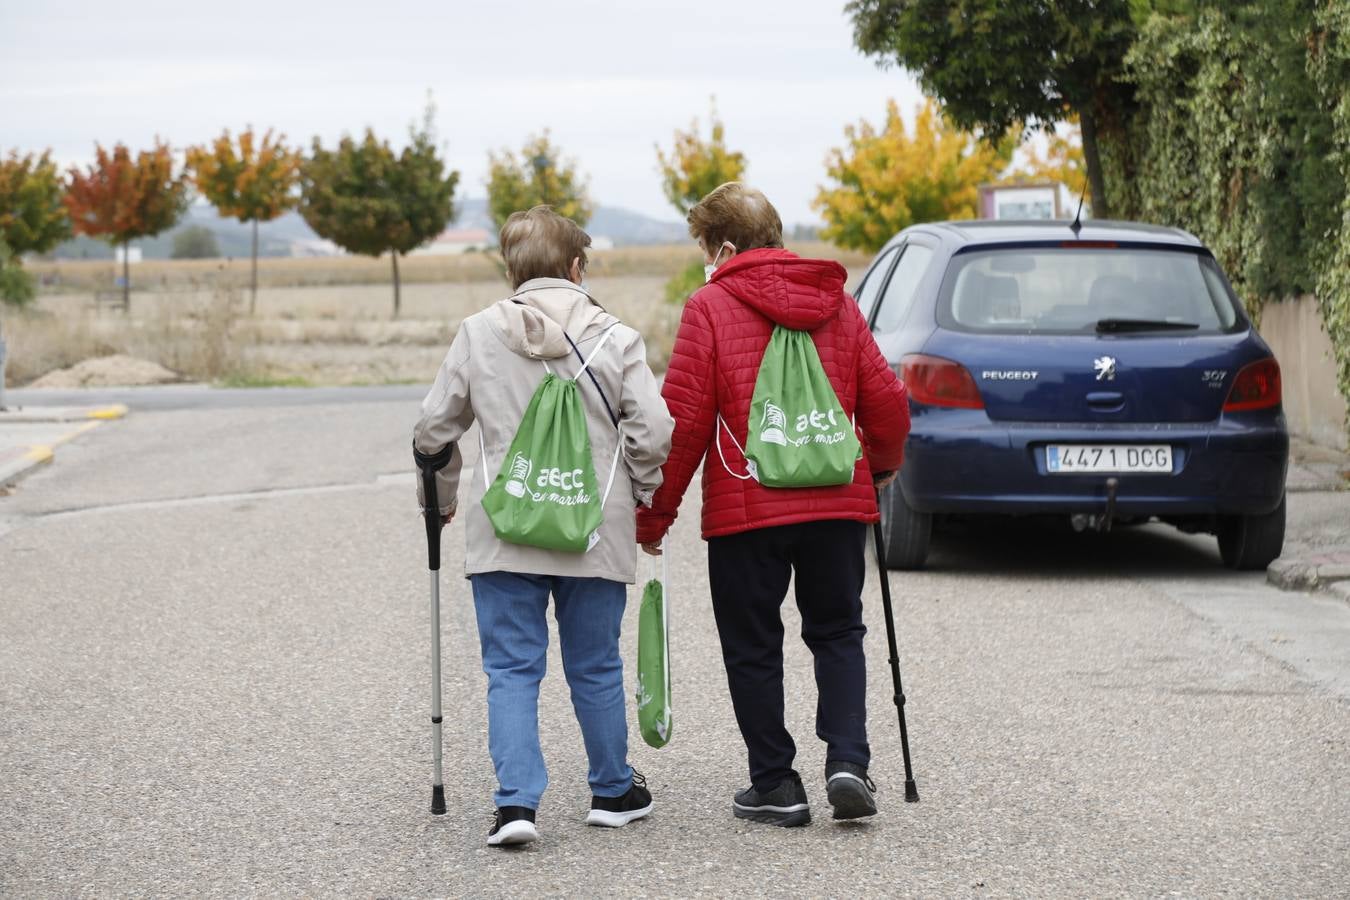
[704,242,733,283]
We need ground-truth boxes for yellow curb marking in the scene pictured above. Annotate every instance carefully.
[14,423,101,468]
[52,421,101,447]
[87,404,128,420]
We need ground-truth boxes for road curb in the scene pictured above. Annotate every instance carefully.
[0,421,105,488]
[1268,551,1350,596]
[0,404,128,424]
[0,444,55,486]
[1286,482,1349,493]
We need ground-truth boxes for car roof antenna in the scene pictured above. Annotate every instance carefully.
[1068,176,1088,237]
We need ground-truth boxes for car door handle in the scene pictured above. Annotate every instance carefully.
[1086,391,1126,411]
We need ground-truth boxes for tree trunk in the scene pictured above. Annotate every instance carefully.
[1079,108,1111,221]
[122,241,130,312]
[250,219,259,316]
[391,252,401,320]
[0,314,9,411]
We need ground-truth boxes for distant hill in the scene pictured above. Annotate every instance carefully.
[588,205,687,245]
[47,198,688,260]
[437,198,688,246]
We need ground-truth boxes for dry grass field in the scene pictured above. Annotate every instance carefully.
[6,243,870,388]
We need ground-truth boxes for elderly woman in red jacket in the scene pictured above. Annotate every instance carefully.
[636,182,910,827]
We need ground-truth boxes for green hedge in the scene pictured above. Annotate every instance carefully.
[1311,0,1350,419]
[1103,2,1349,430]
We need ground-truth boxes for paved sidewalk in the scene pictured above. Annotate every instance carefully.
[1286,436,1350,493]
[0,404,127,486]
[1270,437,1350,600]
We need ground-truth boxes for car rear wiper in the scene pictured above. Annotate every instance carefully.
[1094,318,1200,334]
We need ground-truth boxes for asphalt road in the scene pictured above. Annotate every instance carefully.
[5,384,424,413]
[2,388,1348,897]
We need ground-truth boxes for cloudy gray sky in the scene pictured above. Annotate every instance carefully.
[0,0,923,226]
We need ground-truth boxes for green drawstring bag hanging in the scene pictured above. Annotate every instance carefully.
[480,326,620,553]
[717,325,862,488]
[635,543,673,749]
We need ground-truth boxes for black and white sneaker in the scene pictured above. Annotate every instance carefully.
[487,806,538,846]
[826,761,878,820]
[586,771,653,827]
[733,774,811,827]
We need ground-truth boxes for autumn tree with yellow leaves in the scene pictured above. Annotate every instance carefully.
[0,150,71,306]
[1003,119,1088,203]
[814,99,1017,253]
[486,132,592,230]
[655,100,748,302]
[187,128,302,313]
[655,100,747,217]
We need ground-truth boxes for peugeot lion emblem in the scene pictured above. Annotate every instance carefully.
[1093,356,1117,381]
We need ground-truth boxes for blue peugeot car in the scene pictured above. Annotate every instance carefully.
[857,220,1288,571]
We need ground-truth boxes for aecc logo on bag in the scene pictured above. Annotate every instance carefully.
[504,452,533,497]
[503,451,591,506]
[756,400,851,448]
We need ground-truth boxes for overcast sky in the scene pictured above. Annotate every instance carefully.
[0,0,924,227]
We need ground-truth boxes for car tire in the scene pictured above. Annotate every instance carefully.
[879,479,932,570]
[1216,493,1286,571]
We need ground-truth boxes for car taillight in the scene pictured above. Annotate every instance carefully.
[1224,357,1281,412]
[900,354,984,409]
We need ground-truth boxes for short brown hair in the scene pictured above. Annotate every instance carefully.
[686,182,784,254]
[498,205,591,289]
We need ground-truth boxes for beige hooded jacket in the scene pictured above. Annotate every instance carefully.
[413,278,674,584]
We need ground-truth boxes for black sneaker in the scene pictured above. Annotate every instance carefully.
[733,774,811,827]
[487,806,537,847]
[826,761,878,820]
[586,770,653,827]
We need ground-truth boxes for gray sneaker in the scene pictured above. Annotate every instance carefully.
[826,761,878,820]
[733,774,811,827]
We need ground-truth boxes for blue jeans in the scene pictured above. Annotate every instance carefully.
[469,571,633,810]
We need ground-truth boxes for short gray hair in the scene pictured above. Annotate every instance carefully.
[498,206,591,289]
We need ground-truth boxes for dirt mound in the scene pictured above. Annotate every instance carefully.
[27,355,181,389]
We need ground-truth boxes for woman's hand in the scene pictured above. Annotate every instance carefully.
[640,541,663,556]
[873,471,898,489]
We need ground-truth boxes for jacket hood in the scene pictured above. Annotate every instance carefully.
[707,248,848,330]
[486,278,615,360]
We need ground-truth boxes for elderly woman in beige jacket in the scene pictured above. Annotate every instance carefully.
[413,205,673,847]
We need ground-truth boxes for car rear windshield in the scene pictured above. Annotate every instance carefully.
[937,246,1244,335]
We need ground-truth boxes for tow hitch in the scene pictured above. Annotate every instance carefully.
[1069,477,1120,533]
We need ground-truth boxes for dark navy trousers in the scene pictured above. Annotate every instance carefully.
[707,519,871,791]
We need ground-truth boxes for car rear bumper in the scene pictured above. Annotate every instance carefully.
[900,410,1288,517]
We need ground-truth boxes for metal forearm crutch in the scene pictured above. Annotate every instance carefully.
[415,441,454,815]
[872,490,919,802]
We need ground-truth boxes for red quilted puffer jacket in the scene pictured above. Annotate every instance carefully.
[636,247,910,543]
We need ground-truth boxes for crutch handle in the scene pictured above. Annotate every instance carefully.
[414,442,454,572]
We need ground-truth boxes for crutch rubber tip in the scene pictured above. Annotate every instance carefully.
[431,784,446,815]
[904,780,919,803]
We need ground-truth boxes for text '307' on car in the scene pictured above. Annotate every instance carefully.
[854,218,1286,571]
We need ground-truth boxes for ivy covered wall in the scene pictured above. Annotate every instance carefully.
[1310,0,1350,419]
[1102,1,1349,430]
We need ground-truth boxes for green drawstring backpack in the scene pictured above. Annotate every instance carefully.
[635,543,673,749]
[717,325,862,488]
[479,325,621,553]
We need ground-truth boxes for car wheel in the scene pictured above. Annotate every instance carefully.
[879,479,932,570]
[1216,493,1286,571]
